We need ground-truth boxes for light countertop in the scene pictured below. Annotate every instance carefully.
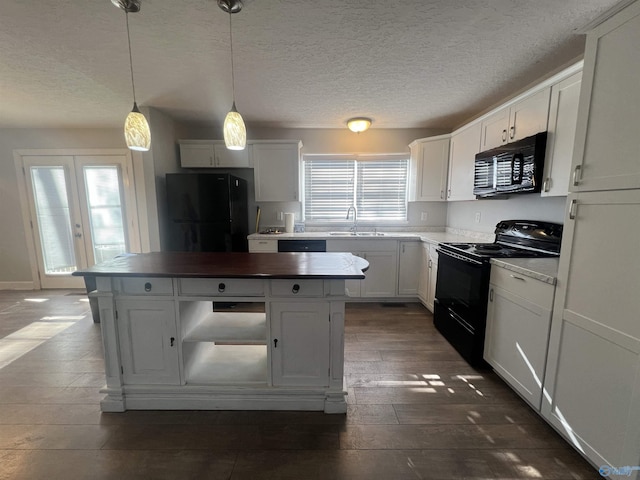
[248,231,494,244]
[490,257,559,285]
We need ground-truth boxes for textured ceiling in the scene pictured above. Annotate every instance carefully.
[0,0,628,130]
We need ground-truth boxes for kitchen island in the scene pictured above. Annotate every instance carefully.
[73,252,367,413]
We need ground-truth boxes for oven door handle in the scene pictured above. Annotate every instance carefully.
[436,249,484,265]
[448,307,475,335]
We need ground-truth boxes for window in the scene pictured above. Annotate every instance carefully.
[303,154,409,222]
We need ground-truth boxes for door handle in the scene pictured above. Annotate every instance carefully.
[74,232,82,238]
[572,165,582,186]
[569,199,577,220]
[509,125,515,139]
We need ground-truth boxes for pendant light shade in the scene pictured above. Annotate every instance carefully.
[223,102,246,150]
[220,0,246,150]
[125,102,151,151]
[115,0,151,152]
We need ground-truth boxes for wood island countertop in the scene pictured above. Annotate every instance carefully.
[72,252,368,279]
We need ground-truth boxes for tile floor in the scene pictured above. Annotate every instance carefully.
[0,291,599,479]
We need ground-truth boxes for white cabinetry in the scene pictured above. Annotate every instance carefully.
[542,72,582,196]
[253,142,302,202]
[542,190,640,472]
[426,244,438,312]
[447,122,481,201]
[417,243,429,304]
[248,239,278,252]
[271,302,330,386]
[326,239,397,298]
[484,265,554,410]
[397,241,420,296]
[542,3,640,474]
[116,299,180,385]
[408,135,450,202]
[570,5,640,192]
[179,141,250,168]
[480,88,551,150]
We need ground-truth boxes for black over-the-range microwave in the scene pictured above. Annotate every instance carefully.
[473,132,547,198]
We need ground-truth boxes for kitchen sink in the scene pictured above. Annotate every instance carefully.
[328,232,384,236]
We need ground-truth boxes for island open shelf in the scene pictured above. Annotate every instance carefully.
[73,252,367,413]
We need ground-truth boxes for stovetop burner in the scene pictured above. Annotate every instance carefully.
[438,220,563,262]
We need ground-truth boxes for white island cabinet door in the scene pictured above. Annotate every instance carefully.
[271,302,330,387]
[116,299,180,385]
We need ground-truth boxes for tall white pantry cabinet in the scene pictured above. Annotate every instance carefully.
[541,1,640,475]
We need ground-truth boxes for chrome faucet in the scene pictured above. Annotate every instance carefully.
[346,206,357,233]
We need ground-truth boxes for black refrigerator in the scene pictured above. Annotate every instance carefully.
[166,173,249,252]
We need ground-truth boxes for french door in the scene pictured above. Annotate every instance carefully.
[21,154,139,289]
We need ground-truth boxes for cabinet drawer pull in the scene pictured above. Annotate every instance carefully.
[291,284,300,294]
[144,282,152,292]
[170,337,175,347]
[510,274,526,281]
[218,283,226,292]
[489,289,494,301]
[543,178,550,192]
[273,339,278,348]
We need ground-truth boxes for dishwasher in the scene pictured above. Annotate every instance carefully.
[277,239,326,252]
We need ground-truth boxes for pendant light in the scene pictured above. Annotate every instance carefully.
[112,0,151,152]
[219,0,246,150]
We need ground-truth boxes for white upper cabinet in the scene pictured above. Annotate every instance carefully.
[179,141,250,168]
[541,71,582,197]
[447,122,482,201]
[480,87,551,151]
[570,2,640,192]
[408,135,450,202]
[253,141,302,202]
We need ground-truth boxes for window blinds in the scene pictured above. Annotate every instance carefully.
[303,155,408,221]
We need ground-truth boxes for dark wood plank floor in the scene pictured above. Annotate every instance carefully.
[0,291,599,479]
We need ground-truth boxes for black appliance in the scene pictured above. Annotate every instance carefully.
[166,173,248,252]
[473,132,547,198]
[433,220,563,367]
[278,240,326,252]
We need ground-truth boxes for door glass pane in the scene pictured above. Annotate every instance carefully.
[83,166,127,263]
[30,167,77,274]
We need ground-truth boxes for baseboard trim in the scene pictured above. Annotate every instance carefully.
[0,281,35,290]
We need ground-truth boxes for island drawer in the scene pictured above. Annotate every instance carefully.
[270,279,324,297]
[179,278,265,296]
[119,277,174,296]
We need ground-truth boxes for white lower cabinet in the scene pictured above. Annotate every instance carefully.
[484,266,554,410]
[426,244,439,312]
[270,302,331,386]
[116,299,180,385]
[397,241,420,296]
[360,250,398,297]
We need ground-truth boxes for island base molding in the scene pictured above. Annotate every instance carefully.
[99,386,348,413]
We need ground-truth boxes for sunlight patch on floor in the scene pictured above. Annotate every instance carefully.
[0,321,75,369]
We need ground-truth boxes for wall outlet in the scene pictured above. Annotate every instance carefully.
[421,212,428,221]
[474,212,481,223]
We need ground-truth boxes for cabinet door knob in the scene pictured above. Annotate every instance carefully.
[292,284,300,294]
[144,282,152,292]
[218,283,226,292]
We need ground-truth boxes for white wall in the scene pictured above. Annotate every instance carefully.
[446,196,567,233]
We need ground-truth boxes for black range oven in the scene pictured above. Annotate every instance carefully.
[434,220,563,367]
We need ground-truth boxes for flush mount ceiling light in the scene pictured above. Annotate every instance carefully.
[219,0,247,150]
[347,117,372,133]
[112,0,151,152]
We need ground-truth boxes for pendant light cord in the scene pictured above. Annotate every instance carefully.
[229,12,236,104]
[125,10,137,105]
